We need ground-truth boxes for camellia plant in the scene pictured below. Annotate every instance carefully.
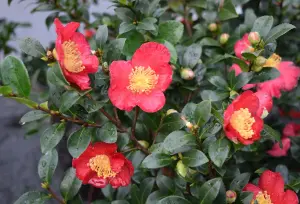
[2,0,300,203]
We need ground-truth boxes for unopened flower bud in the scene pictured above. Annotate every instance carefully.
[138,140,149,149]
[261,108,269,119]
[186,121,193,129]
[176,160,188,178]
[102,61,109,72]
[180,68,195,80]
[255,56,267,66]
[41,182,49,189]
[208,23,218,32]
[166,109,178,115]
[248,32,260,45]
[52,48,57,60]
[171,65,177,70]
[226,190,237,203]
[220,33,230,45]
[91,50,96,55]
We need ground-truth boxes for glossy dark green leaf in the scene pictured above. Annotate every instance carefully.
[199,37,220,47]
[198,178,222,204]
[140,178,156,204]
[68,194,84,204]
[0,86,13,96]
[230,173,251,191]
[287,178,300,193]
[67,128,91,158]
[119,22,136,35]
[123,31,144,57]
[208,138,230,168]
[96,25,108,47]
[276,164,289,184]
[10,97,38,108]
[159,196,191,204]
[182,102,197,122]
[251,16,273,38]
[146,191,167,204]
[14,191,50,204]
[163,131,196,154]
[261,124,281,142]
[142,153,173,169]
[194,100,211,126]
[45,12,58,29]
[156,175,176,193]
[106,38,126,63]
[59,90,81,112]
[101,185,114,200]
[112,201,130,204]
[47,63,70,86]
[60,168,82,201]
[249,68,280,83]
[159,113,185,134]
[200,90,229,102]
[158,21,184,44]
[182,149,209,167]
[182,44,202,68]
[96,122,117,143]
[208,76,228,90]
[20,110,49,124]
[19,37,46,57]
[137,17,157,31]
[38,149,58,183]
[265,23,295,43]
[40,123,65,154]
[233,72,254,90]
[219,0,238,21]
[164,41,178,64]
[1,56,31,97]
[115,7,135,22]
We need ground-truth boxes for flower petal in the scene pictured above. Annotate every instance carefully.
[71,32,92,57]
[234,33,251,59]
[132,42,170,71]
[109,160,134,188]
[109,60,133,90]
[283,123,300,138]
[233,91,259,115]
[72,158,94,184]
[88,176,108,188]
[92,142,117,155]
[281,190,299,204]
[110,153,125,174]
[63,70,91,90]
[255,91,273,117]
[278,61,300,91]
[108,87,136,112]
[136,91,166,113]
[243,183,262,199]
[155,64,173,91]
[267,138,291,157]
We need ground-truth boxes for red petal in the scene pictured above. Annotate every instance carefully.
[62,22,80,40]
[136,90,166,113]
[243,183,262,199]
[81,55,99,74]
[63,70,91,90]
[234,33,251,59]
[88,177,108,188]
[110,153,125,174]
[259,170,285,203]
[109,60,132,90]
[72,158,94,184]
[283,123,300,138]
[109,160,134,188]
[233,91,259,115]
[155,64,173,91]
[54,18,64,34]
[267,138,291,157]
[71,32,92,57]
[132,42,170,72]
[108,87,136,112]
[278,61,300,91]
[230,64,242,76]
[281,190,299,204]
[92,142,117,155]
[255,91,273,117]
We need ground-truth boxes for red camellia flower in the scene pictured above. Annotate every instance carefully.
[72,142,134,188]
[268,123,300,157]
[254,91,273,118]
[234,33,254,59]
[243,170,299,204]
[108,42,172,113]
[224,91,264,145]
[54,18,99,90]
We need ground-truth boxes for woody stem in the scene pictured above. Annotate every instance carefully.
[47,187,65,204]
[99,108,127,133]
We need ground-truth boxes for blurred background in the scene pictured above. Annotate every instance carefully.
[0,1,113,203]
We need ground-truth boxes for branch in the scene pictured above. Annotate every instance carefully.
[99,108,127,133]
[184,4,192,37]
[47,187,65,204]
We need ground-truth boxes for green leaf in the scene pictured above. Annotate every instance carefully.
[69,194,84,204]
[10,97,38,108]
[119,22,136,35]
[59,90,81,112]
[194,100,211,127]
[249,68,280,83]
[115,7,135,22]
[219,0,238,21]
[92,200,110,204]
[96,122,118,143]
[140,178,156,204]
[106,38,126,63]
[251,16,273,38]
[208,76,229,90]
[182,149,209,167]
[81,98,108,113]
[0,86,13,96]
[164,41,178,64]
[8,0,13,5]
[18,37,46,57]
[199,37,220,47]
[47,63,70,86]
[233,72,254,90]
[158,20,184,44]
[96,25,108,48]
[240,192,254,204]
[142,153,173,169]
[112,201,130,204]
[200,90,229,102]
[14,191,50,204]
[38,149,58,183]
[123,31,144,57]
[159,196,191,204]
[20,110,49,124]
[163,131,196,154]
[261,124,281,142]
[40,123,66,154]
[159,113,185,134]
[287,178,300,193]
[265,23,295,43]
[146,191,167,204]
[208,138,230,168]
[182,44,202,68]
[137,17,157,31]
[1,56,31,97]
[60,168,82,201]
[276,164,289,183]
[230,173,251,191]
[67,128,91,158]
[45,12,58,29]
[198,178,222,204]
[182,102,197,122]
[142,112,162,131]
[156,175,176,193]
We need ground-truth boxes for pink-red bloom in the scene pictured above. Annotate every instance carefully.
[267,123,300,157]
[54,18,99,90]
[243,170,299,204]
[72,142,134,188]
[224,91,264,145]
[234,33,254,59]
[254,91,273,118]
[108,42,172,113]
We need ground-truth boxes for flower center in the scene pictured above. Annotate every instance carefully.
[62,40,85,73]
[230,108,255,139]
[251,191,273,204]
[264,53,281,69]
[88,155,116,178]
[127,66,159,94]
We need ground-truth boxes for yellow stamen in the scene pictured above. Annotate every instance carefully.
[88,155,116,178]
[127,66,158,94]
[62,40,85,73]
[251,191,273,204]
[263,53,281,69]
[230,108,255,139]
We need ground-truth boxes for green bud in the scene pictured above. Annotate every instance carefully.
[138,140,149,149]
[219,33,230,45]
[208,23,218,32]
[176,160,188,178]
[248,32,260,45]
[255,56,267,66]
[252,65,264,72]
[180,68,195,80]
[166,109,178,115]
[226,190,237,203]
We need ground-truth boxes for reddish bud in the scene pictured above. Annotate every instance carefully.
[248,32,261,45]
[220,33,230,45]
[226,190,237,203]
[180,68,195,80]
[208,23,218,32]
